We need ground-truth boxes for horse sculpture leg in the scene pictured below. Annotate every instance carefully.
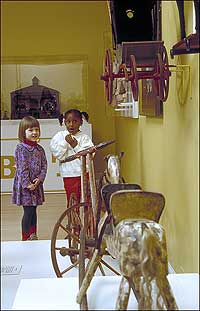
[161,277,179,310]
[115,276,131,310]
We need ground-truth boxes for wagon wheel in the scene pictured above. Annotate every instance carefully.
[104,49,113,104]
[156,46,170,102]
[129,54,139,101]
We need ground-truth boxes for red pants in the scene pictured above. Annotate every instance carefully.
[63,176,82,204]
[63,174,91,204]
[63,175,95,237]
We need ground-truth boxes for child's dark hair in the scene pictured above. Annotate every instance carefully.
[58,109,87,126]
[58,113,64,126]
[82,111,89,122]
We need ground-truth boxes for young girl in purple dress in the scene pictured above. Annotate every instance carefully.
[12,116,47,241]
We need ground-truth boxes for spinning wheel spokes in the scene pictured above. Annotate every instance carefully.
[51,204,81,277]
[51,191,90,277]
[51,194,95,277]
[129,54,139,101]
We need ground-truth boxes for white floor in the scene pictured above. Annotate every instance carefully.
[1,240,199,310]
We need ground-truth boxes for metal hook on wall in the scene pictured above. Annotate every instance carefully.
[170,64,192,100]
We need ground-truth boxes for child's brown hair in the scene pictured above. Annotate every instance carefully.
[18,116,40,142]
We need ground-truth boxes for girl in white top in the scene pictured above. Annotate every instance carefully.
[50,109,94,204]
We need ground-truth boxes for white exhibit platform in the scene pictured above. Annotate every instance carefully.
[11,274,199,310]
[1,240,199,310]
[1,240,119,310]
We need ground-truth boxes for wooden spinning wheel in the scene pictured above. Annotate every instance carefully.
[51,140,115,279]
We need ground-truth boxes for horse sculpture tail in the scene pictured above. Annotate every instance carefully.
[138,224,178,310]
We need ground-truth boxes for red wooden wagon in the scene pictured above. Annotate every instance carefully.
[101,41,171,104]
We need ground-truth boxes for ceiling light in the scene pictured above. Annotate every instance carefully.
[126,9,134,19]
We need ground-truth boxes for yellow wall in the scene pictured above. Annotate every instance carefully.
[1,1,199,272]
[116,1,199,273]
[1,0,115,175]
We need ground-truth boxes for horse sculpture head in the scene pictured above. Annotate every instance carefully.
[103,152,125,184]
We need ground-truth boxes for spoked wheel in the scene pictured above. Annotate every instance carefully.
[51,202,81,277]
[51,194,95,277]
[156,46,170,102]
[129,54,139,101]
[102,48,113,104]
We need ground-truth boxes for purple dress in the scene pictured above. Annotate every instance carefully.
[12,143,47,206]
